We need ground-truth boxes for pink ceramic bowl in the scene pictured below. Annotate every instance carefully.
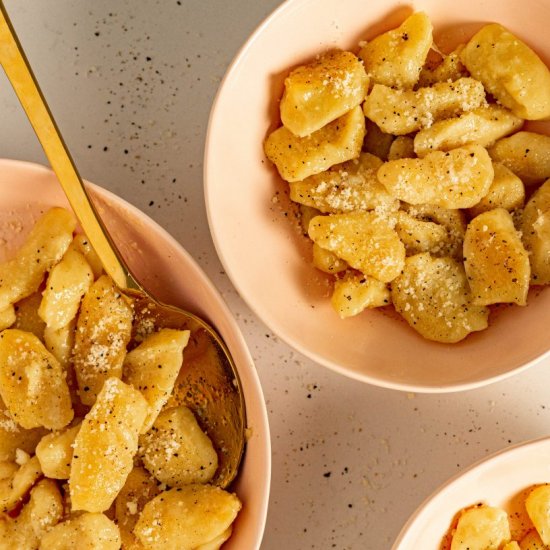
[0,159,270,550]
[392,436,550,548]
[204,0,550,392]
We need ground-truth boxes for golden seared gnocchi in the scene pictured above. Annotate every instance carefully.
[73,274,133,406]
[312,243,348,274]
[359,11,432,89]
[264,105,365,182]
[521,178,550,284]
[447,484,550,548]
[35,422,81,479]
[308,211,405,282]
[123,328,190,433]
[463,209,530,306]
[289,152,397,213]
[39,512,121,550]
[413,105,523,158]
[363,78,486,135]
[114,466,161,532]
[377,145,494,209]
[0,207,75,311]
[70,377,148,512]
[394,210,449,256]
[38,247,93,330]
[417,45,468,87]
[139,405,218,487]
[331,272,390,318]
[264,10,550,342]
[460,23,550,120]
[450,506,511,550]
[134,485,241,550]
[0,329,73,430]
[12,291,46,339]
[525,485,550,545]
[280,49,369,137]
[391,254,489,343]
[0,208,243,548]
[468,163,525,218]
[488,132,550,185]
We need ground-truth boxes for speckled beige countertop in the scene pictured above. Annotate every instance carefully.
[2,2,550,548]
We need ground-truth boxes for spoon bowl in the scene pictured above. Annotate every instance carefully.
[0,1,245,488]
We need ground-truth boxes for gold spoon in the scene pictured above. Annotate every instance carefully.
[0,1,245,488]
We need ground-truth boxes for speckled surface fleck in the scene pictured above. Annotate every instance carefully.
[2,2,550,549]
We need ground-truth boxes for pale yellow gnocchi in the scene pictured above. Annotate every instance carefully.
[134,485,241,550]
[264,11,550,342]
[308,211,405,282]
[0,329,73,430]
[123,328,190,433]
[521,178,550,284]
[280,49,368,137]
[463,209,530,306]
[377,145,494,209]
[73,274,133,406]
[264,105,365,182]
[359,11,432,89]
[0,208,243,549]
[69,377,148,513]
[460,23,550,120]
[448,484,550,549]
[391,253,489,343]
[139,405,218,487]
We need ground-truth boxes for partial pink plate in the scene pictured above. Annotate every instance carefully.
[0,158,270,550]
[205,0,550,392]
[392,436,550,548]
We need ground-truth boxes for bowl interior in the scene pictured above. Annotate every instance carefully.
[0,159,270,550]
[205,0,550,392]
[392,437,550,548]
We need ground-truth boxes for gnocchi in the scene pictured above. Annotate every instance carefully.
[0,208,242,548]
[264,12,550,342]
[447,484,550,549]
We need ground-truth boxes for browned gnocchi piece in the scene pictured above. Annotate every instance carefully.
[463,208,530,306]
[488,131,550,185]
[308,211,405,282]
[521,178,550,284]
[359,12,433,89]
[123,328,190,433]
[289,153,397,213]
[35,422,81,479]
[377,145,494,209]
[363,78,486,135]
[460,23,550,120]
[134,485,241,550]
[69,378,148,513]
[0,208,76,311]
[0,329,73,430]
[73,275,133,406]
[39,512,121,550]
[280,49,369,137]
[468,163,525,218]
[331,272,390,318]
[139,406,218,487]
[264,106,366,182]
[413,105,523,158]
[391,253,489,343]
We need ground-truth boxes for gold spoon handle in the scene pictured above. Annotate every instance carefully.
[0,2,138,291]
